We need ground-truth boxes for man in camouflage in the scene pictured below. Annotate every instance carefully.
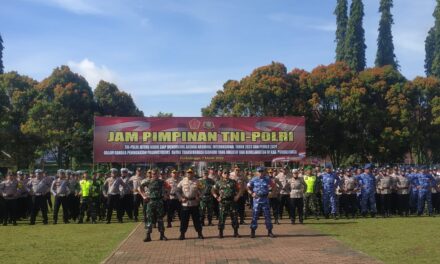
[212,168,242,238]
[138,169,170,242]
[199,170,215,226]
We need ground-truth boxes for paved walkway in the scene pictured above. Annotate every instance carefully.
[102,218,380,264]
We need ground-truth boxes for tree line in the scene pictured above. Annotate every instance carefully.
[203,0,440,166]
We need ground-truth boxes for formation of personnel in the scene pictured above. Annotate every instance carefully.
[1,163,439,241]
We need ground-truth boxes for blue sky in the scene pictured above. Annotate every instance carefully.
[0,0,436,116]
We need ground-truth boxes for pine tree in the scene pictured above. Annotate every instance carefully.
[430,0,440,78]
[0,34,4,74]
[335,0,348,62]
[425,27,435,76]
[375,0,398,69]
[344,0,367,72]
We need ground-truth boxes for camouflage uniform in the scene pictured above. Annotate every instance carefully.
[199,177,215,226]
[212,177,240,237]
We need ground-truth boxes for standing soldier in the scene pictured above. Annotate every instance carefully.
[321,165,340,219]
[138,169,170,242]
[376,170,394,217]
[88,171,102,224]
[417,166,437,216]
[97,170,107,221]
[396,170,410,216]
[176,168,204,240]
[129,168,144,222]
[247,167,275,238]
[199,170,215,226]
[103,168,127,224]
[51,169,70,224]
[28,169,51,225]
[166,169,181,228]
[303,168,320,220]
[268,169,281,225]
[16,171,30,220]
[208,167,220,219]
[288,170,306,224]
[408,167,419,214]
[341,169,359,219]
[67,170,80,222]
[212,168,241,238]
[1,172,19,225]
[120,168,134,221]
[230,165,248,224]
[356,164,377,218]
[78,172,93,224]
[432,169,440,214]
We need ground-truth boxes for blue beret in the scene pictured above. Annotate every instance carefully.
[364,164,372,169]
[257,167,265,172]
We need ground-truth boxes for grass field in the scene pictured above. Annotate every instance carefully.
[0,219,137,264]
[306,216,440,264]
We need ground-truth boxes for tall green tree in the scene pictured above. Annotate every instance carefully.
[0,34,4,74]
[22,66,95,167]
[431,0,440,78]
[94,80,143,117]
[335,0,348,62]
[344,0,367,72]
[425,27,435,76]
[375,0,398,69]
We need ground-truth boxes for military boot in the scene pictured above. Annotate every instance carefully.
[219,229,224,238]
[233,229,240,238]
[160,232,168,241]
[250,229,256,238]
[268,229,275,238]
[197,231,204,239]
[179,232,185,240]
[143,232,151,242]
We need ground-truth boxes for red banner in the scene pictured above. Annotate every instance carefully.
[93,117,306,163]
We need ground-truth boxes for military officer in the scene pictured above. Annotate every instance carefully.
[303,168,320,220]
[199,170,215,226]
[321,165,340,219]
[229,165,248,224]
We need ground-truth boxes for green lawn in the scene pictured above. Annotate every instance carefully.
[0,220,137,264]
[306,216,440,264]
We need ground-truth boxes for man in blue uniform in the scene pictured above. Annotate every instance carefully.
[408,167,419,214]
[321,165,339,219]
[356,164,377,217]
[417,166,437,216]
[247,167,275,238]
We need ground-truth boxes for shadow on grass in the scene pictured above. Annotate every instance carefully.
[304,221,357,225]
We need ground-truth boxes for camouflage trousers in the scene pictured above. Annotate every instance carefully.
[199,196,214,223]
[218,200,239,231]
[144,199,165,233]
[304,193,320,218]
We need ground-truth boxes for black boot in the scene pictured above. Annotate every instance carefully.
[275,218,280,225]
[233,229,240,238]
[179,232,185,240]
[197,231,204,239]
[208,220,213,226]
[219,229,224,239]
[250,229,256,238]
[160,232,168,241]
[143,232,151,242]
[268,230,275,238]
[167,222,172,228]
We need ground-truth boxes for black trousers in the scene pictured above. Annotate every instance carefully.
[3,199,17,224]
[53,196,69,223]
[30,195,48,224]
[237,195,247,222]
[397,194,410,215]
[342,194,357,217]
[120,194,133,219]
[167,199,181,224]
[45,193,52,210]
[289,198,303,222]
[432,193,440,214]
[106,194,122,222]
[380,194,392,216]
[17,196,30,219]
[180,206,202,233]
[133,194,143,220]
[67,194,80,220]
[269,197,280,220]
[279,194,291,219]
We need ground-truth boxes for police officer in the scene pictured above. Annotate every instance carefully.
[78,172,93,224]
[51,169,70,224]
[16,171,29,220]
[417,166,437,216]
[129,168,144,222]
[166,169,181,228]
[67,170,80,222]
[139,169,170,242]
[176,168,204,240]
[120,168,133,221]
[247,167,275,238]
[276,167,291,220]
[288,170,306,224]
[28,169,51,225]
[396,170,410,216]
[268,169,282,225]
[103,168,127,224]
[341,169,359,218]
[356,164,377,218]
[303,168,320,220]
[376,170,394,217]
[199,170,215,226]
[321,165,340,219]
[212,168,241,238]
[1,172,19,225]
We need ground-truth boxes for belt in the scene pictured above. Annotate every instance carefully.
[256,194,268,198]
[57,194,67,197]
[34,193,43,196]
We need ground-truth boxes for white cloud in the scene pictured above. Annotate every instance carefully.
[267,13,335,33]
[28,0,103,14]
[68,58,116,88]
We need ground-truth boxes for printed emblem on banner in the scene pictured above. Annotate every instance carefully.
[203,121,215,130]
[189,119,201,130]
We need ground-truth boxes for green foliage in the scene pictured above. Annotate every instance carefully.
[344,0,367,72]
[0,33,3,74]
[425,27,435,76]
[94,80,143,117]
[375,0,398,69]
[154,112,173,117]
[431,0,440,78]
[334,0,348,62]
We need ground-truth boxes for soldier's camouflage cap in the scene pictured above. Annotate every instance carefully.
[35,169,43,174]
[65,169,73,175]
[121,168,129,173]
[57,169,65,174]
[256,166,265,172]
[110,168,118,173]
